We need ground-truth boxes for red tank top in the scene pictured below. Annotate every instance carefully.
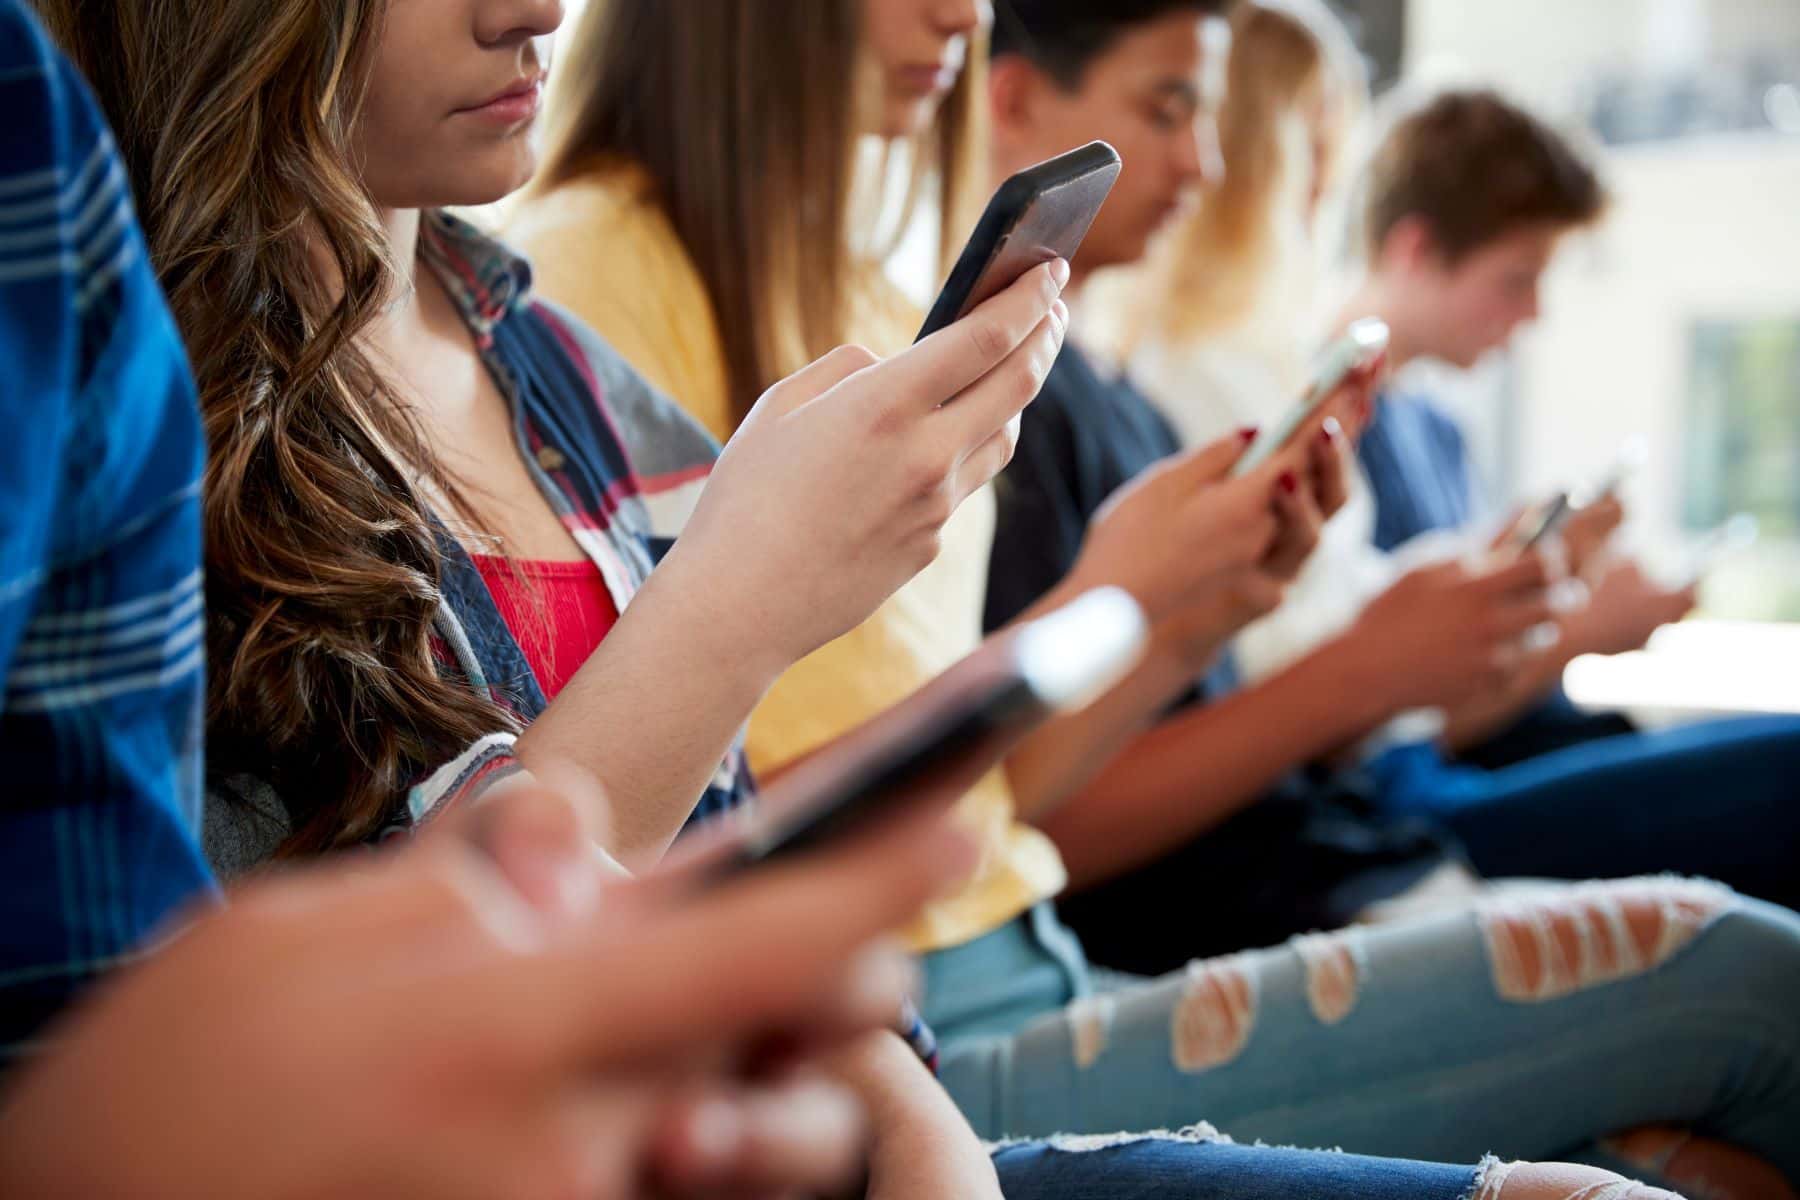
[471,555,619,700]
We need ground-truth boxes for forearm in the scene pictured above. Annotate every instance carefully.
[1002,576,1208,823]
[1030,633,1393,890]
[514,546,782,867]
[824,1032,999,1200]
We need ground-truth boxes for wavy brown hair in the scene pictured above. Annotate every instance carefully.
[533,0,988,428]
[32,0,515,852]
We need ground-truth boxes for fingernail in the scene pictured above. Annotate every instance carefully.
[1320,416,1342,443]
[1049,258,1071,287]
[682,1098,744,1174]
[1278,470,1298,495]
[925,824,980,891]
[1238,425,1259,443]
[844,944,921,1012]
[507,844,597,921]
[1052,298,1069,329]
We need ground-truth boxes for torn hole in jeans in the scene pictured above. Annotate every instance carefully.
[984,1122,1229,1155]
[1475,876,1733,1003]
[1065,993,1116,1069]
[1468,1157,1682,1200]
[1291,930,1365,1025]
[1170,953,1258,1072]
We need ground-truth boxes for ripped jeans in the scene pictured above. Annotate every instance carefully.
[927,881,1800,1191]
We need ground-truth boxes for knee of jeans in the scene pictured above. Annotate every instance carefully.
[1603,1128,1799,1200]
[1170,953,1258,1072]
[1472,1158,1682,1200]
[1474,877,1736,1002]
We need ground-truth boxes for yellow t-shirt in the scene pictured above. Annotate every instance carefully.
[508,163,1067,950]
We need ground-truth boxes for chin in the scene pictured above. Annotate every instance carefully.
[440,156,538,208]
[883,98,940,140]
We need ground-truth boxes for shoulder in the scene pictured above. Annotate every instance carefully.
[508,162,701,300]
[523,296,721,487]
[508,162,735,439]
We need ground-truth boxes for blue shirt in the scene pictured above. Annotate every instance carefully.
[1356,392,1477,552]
[0,0,214,1064]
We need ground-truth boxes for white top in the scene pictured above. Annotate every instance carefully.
[1130,332,1470,747]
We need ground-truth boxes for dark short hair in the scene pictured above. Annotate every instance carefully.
[991,0,1231,87]
[1364,89,1607,263]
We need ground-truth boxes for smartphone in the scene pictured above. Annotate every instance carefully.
[1509,490,1575,553]
[1686,513,1759,582]
[1232,318,1390,478]
[720,587,1147,874]
[916,141,1122,342]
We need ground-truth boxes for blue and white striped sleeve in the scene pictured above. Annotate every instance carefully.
[0,0,216,1067]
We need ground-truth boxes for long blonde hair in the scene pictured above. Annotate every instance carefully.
[1148,0,1367,345]
[535,0,988,428]
[33,0,517,852]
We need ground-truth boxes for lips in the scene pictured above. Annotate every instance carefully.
[457,76,545,124]
[896,62,957,95]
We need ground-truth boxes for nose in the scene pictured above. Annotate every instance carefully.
[477,0,565,47]
[1183,113,1226,190]
[935,0,989,38]
[1519,283,1542,326]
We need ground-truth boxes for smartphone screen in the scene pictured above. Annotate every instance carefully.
[1512,491,1575,553]
[1233,319,1388,478]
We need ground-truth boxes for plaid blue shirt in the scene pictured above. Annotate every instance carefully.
[0,0,214,1066]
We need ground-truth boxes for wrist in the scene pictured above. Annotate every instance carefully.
[641,541,792,696]
[1311,630,1407,726]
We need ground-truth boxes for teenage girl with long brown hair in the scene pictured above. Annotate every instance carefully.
[31,0,1069,873]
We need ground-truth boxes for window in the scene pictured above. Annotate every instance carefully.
[1683,316,1800,619]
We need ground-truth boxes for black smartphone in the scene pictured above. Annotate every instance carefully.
[719,588,1146,875]
[915,140,1122,342]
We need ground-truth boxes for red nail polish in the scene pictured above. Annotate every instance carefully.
[1239,425,1259,443]
[1278,470,1298,495]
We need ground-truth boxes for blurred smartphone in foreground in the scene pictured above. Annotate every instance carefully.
[717,588,1148,877]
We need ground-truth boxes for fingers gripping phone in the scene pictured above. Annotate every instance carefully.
[1509,490,1576,554]
[1232,318,1389,478]
[720,588,1147,875]
[916,141,1123,342]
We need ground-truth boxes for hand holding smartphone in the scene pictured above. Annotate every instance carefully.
[716,588,1148,877]
[1232,318,1389,478]
[917,141,1122,342]
[1506,490,1576,554]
